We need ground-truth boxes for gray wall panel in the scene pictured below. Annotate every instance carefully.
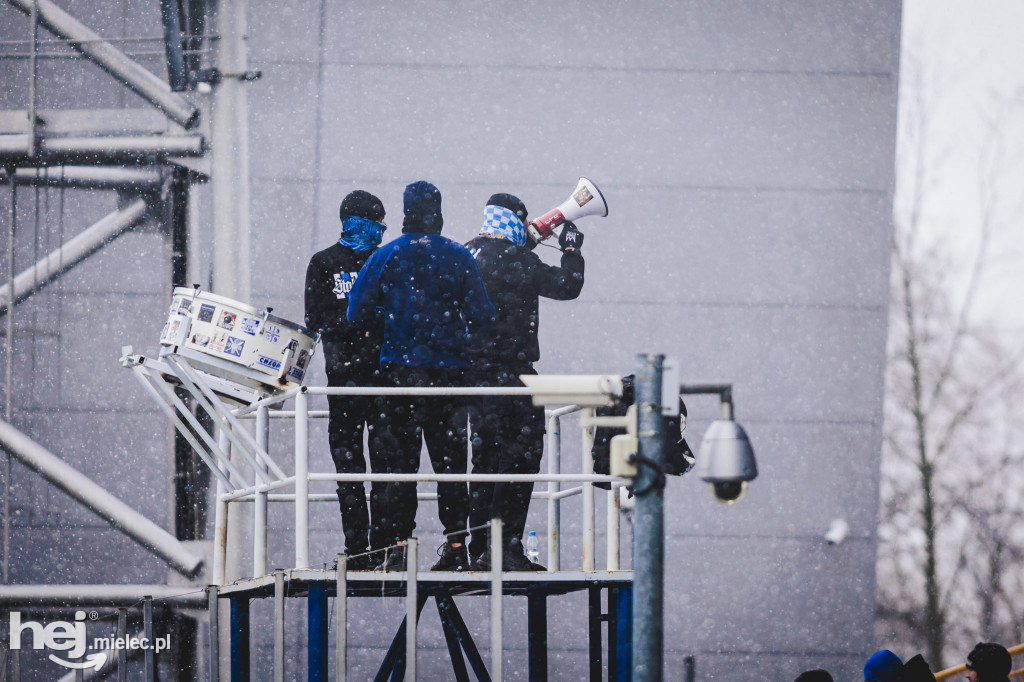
[323,1,899,74]
[316,66,894,191]
[249,64,320,180]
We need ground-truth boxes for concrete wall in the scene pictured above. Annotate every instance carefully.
[1,0,900,679]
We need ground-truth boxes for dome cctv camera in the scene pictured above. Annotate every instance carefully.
[709,480,748,504]
[697,419,757,504]
[824,518,849,545]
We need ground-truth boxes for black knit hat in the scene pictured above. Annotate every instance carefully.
[403,181,443,234]
[339,190,385,223]
[487,193,528,224]
[966,643,1011,678]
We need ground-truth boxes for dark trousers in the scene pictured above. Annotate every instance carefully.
[326,368,387,555]
[467,366,545,557]
[375,365,469,545]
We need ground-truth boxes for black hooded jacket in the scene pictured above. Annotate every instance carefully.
[304,242,383,378]
[464,236,583,370]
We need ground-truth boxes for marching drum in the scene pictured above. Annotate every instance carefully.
[158,287,317,394]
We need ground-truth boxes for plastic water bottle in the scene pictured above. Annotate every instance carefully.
[525,531,540,563]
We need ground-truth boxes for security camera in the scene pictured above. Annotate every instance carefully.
[696,419,757,505]
[709,480,748,504]
[824,519,849,545]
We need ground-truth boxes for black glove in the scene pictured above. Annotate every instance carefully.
[558,221,584,251]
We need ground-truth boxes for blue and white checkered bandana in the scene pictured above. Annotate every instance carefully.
[479,205,526,246]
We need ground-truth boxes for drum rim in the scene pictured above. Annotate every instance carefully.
[172,287,314,338]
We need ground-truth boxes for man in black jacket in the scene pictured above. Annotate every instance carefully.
[304,190,388,570]
[464,193,584,570]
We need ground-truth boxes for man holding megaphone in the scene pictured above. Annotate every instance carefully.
[464,191,588,571]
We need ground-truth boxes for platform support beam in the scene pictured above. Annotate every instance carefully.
[308,582,329,682]
[527,592,547,681]
[229,596,249,682]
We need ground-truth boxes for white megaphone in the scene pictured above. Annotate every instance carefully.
[527,177,609,243]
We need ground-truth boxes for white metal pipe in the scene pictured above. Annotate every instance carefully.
[607,484,620,570]
[167,357,283,482]
[489,518,503,681]
[273,570,285,682]
[314,386,534,397]
[307,473,614,483]
[0,133,31,154]
[7,0,200,128]
[0,199,148,314]
[40,135,203,156]
[0,418,203,576]
[0,584,207,607]
[14,166,163,189]
[213,431,229,586]
[581,408,595,572]
[335,555,347,682]
[405,538,417,682]
[546,414,561,572]
[253,406,269,577]
[294,390,309,568]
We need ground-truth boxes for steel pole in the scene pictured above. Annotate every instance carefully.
[273,569,285,682]
[253,405,268,577]
[581,408,595,571]
[295,389,309,568]
[490,518,503,681]
[335,555,347,682]
[405,537,418,681]
[632,354,665,682]
[546,413,561,571]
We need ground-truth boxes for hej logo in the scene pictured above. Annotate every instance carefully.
[8,610,171,671]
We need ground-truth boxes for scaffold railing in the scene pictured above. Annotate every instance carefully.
[121,347,633,584]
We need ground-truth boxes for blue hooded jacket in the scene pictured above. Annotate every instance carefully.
[347,181,494,369]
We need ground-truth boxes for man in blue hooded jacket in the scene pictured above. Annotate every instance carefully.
[347,181,494,571]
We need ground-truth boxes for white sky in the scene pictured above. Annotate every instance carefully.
[899,0,1024,330]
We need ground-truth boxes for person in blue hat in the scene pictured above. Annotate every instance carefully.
[864,649,904,681]
[348,180,494,572]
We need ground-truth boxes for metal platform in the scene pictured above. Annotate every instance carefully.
[215,568,634,682]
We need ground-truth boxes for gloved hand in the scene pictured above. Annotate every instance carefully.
[558,221,584,251]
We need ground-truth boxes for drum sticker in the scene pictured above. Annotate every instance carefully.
[296,350,309,369]
[217,311,237,331]
[177,298,192,315]
[257,355,282,371]
[192,333,211,348]
[288,366,305,381]
[197,304,216,323]
[225,336,245,357]
[209,331,228,352]
[159,322,170,342]
[264,324,281,344]
[239,317,260,335]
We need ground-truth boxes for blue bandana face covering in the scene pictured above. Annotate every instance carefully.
[338,216,385,251]
[479,205,526,246]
